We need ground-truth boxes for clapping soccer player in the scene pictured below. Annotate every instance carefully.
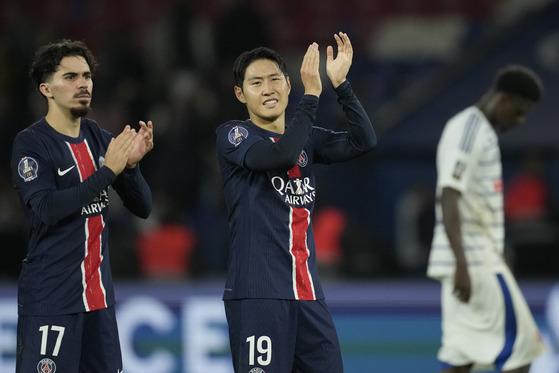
[216,32,377,373]
[11,39,154,373]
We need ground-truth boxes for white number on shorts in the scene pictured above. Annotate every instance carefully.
[38,325,65,356]
[246,335,272,366]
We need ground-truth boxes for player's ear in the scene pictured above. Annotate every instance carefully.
[39,83,53,99]
[286,76,291,94]
[234,86,246,104]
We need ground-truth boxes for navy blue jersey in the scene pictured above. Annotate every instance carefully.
[216,81,376,301]
[11,118,152,316]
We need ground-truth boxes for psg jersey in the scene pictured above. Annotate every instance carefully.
[217,119,325,301]
[217,82,375,302]
[11,118,151,316]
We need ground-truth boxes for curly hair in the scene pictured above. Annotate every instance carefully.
[29,39,99,90]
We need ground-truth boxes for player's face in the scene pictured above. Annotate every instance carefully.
[235,59,291,127]
[494,95,535,132]
[41,55,93,118]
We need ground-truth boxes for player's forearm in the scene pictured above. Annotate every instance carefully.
[441,187,467,264]
[112,165,152,219]
[244,95,318,171]
[28,167,116,225]
[335,81,377,152]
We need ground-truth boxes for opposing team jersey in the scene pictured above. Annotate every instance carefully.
[216,82,376,301]
[428,106,506,279]
[11,118,151,316]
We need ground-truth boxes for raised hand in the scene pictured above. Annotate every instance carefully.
[127,120,154,168]
[104,125,136,176]
[300,42,322,97]
[326,32,353,88]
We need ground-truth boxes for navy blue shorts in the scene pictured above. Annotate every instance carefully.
[224,299,343,373]
[16,306,122,373]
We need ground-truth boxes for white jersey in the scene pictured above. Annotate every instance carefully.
[428,106,506,279]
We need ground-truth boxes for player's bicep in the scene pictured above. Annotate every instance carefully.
[12,141,57,206]
[216,124,258,167]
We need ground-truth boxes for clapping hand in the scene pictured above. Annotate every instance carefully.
[326,32,353,89]
[300,42,322,97]
[127,120,154,168]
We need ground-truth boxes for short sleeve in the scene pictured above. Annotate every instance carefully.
[436,112,484,193]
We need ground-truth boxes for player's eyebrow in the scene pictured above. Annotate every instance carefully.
[247,72,283,82]
[61,70,91,78]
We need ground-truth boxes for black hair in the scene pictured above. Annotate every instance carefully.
[493,64,543,102]
[233,47,288,88]
[29,39,99,90]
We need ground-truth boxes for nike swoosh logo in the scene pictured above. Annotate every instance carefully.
[57,166,75,176]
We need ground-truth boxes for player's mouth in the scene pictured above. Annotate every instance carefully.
[75,91,91,99]
[263,99,278,107]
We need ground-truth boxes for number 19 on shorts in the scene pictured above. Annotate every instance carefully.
[246,335,272,366]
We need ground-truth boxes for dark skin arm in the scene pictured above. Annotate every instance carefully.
[441,187,471,302]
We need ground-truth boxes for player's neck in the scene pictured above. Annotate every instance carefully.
[45,109,81,138]
[250,115,285,135]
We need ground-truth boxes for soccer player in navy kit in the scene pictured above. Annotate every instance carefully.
[216,32,376,372]
[11,40,154,372]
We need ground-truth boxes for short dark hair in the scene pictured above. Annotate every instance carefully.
[233,47,288,88]
[492,64,543,102]
[29,39,99,89]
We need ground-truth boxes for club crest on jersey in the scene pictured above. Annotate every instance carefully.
[248,368,265,373]
[297,150,308,167]
[37,358,56,373]
[18,156,39,182]
[228,126,249,146]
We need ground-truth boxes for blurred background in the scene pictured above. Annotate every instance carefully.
[1,0,559,372]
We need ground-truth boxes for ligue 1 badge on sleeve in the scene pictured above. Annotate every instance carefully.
[37,358,56,373]
[18,156,39,182]
[228,126,249,147]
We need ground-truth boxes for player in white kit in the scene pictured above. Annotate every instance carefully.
[428,65,546,373]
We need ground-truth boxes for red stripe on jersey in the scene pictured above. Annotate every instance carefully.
[288,162,301,178]
[83,216,107,311]
[270,137,315,299]
[290,207,315,300]
[69,141,96,182]
[68,141,107,311]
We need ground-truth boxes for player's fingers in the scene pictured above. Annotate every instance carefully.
[114,125,132,143]
[140,120,154,140]
[341,32,353,58]
[326,45,334,63]
[312,45,319,69]
[334,33,343,52]
[117,127,136,154]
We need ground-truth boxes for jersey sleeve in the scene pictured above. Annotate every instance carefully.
[11,129,56,205]
[312,81,377,164]
[216,120,266,168]
[11,129,117,226]
[111,165,152,219]
[436,112,484,193]
[216,95,319,172]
